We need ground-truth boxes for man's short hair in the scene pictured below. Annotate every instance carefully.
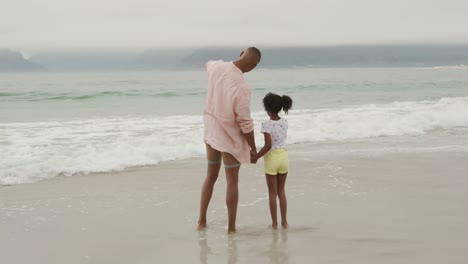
[246,47,261,61]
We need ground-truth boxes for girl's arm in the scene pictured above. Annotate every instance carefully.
[255,132,272,161]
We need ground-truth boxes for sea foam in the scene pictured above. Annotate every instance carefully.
[1,97,467,185]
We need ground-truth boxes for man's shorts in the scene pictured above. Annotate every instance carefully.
[205,143,241,168]
[264,148,289,175]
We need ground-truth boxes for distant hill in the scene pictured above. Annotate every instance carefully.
[14,45,468,71]
[180,48,241,68]
[29,49,193,71]
[0,49,44,72]
[132,49,193,69]
[29,51,139,71]
[179,45,468,69]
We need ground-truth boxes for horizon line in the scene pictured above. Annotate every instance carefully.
[3,42,468,56]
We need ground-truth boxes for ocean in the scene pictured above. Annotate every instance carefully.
[1,67,468,185]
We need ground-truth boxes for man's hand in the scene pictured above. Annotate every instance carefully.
[243,131,257,162]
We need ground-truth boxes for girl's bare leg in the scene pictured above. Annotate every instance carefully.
[277,173,288,229]
[265,174,278,229]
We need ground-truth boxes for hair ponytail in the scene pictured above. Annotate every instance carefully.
[281,95,293,114]
[263,92,293,114]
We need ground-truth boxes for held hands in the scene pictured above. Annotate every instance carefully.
[250,149,258,164]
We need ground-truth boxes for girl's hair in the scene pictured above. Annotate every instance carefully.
[263,92,293,114]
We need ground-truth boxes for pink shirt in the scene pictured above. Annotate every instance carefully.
[203,60,254,163]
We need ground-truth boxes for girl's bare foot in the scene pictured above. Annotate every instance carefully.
[281,222,288,229]
[272,223,278,230]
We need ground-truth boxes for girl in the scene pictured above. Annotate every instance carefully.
[254,92,293,229]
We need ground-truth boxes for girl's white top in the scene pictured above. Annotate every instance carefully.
[260,118,288,150]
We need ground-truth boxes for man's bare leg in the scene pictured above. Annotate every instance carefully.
[198,144,222,231]
[225,165,240,233]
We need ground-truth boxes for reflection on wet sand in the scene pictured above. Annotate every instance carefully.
[198,232,211,264]
[267,230,290,264]
[227,235,238,264]
[199,229,291,264]
[199,232,238,264]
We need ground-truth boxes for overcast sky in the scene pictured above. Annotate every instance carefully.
[1,0,467,52]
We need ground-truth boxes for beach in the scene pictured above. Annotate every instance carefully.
[1,67,468,263]
[1,140,467,264]
[2,0,468,261]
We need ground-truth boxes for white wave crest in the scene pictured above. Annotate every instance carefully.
[1,96,468,185]
[0,116,205,185]
[283,96,468,143]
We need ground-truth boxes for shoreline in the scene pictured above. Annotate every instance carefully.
[3,131,468,187]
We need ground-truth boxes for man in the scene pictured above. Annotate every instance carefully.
[197,47,261,233]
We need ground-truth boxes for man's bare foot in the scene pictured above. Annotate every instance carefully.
[227,228,236,234]
[281,222,288,229]
[197,220,207,231]
[271,223,278,230]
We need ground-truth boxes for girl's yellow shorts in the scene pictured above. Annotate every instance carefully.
[264,148,289,175]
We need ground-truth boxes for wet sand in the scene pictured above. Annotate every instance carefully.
[1,143,467,264]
